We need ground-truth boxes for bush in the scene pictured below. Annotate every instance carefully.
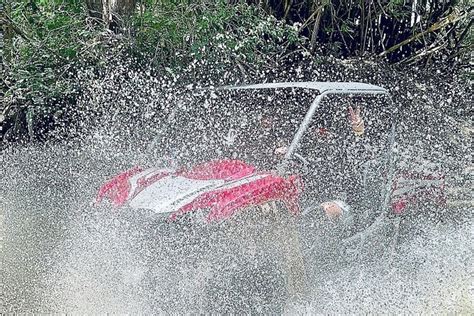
[250,0,473,63]
[2,0,106,140]
[130,1,303,67]
[1,0,470,143]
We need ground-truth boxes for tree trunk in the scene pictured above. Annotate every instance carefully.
[1,1,13,64]
[0,0,13,135]
[85,0,136,30]
[85,0,104,20]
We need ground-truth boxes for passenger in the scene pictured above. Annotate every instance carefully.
[228,104,368,225]
[348,105,365,136]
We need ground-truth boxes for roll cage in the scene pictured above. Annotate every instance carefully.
[214,81,392,160]
[213,81,396,213]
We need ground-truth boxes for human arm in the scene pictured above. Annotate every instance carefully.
[349,106,365,136]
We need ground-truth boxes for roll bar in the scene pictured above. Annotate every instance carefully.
[214,81,391,159]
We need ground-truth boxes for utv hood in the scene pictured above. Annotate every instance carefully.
[96,160,302,222]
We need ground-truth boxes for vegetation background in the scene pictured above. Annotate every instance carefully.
[0,0,472,144]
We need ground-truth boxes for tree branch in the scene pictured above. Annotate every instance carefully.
[379,8,467,57]
[0,16,30,41]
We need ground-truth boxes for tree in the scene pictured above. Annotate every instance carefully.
[1,0,13,134]
[85,0,136,30]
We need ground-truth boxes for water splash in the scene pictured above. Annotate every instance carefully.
[1,57,472,313]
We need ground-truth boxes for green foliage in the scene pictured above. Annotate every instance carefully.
[250,0,471,62]
[5,0,302,103]
[2,0,303,141]
[131,1,302,66]
[6,0,103,106]
[2,0,469,142]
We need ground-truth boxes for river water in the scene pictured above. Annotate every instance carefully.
[1,135,472,314]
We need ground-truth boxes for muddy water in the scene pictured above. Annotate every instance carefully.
[1,138,472,313]
[295,221,473,314]
[0,141,147,313]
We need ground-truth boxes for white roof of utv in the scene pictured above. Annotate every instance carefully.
[217,81,387,94]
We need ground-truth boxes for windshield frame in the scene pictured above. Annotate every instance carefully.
[208,81,396,212]
[211,81,392,164]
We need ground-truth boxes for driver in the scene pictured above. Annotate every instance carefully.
[262,104,368,233]
[273,105,365,157]
[292,104,371,240]
[319,105,365,221]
